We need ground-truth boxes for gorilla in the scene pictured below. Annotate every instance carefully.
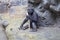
[19,8,39,32]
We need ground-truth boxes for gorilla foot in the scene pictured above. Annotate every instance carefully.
[29,29,37,32]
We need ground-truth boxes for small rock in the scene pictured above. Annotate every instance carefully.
[2,21,9,29]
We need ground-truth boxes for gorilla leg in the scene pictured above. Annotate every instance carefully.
[30,21,33,29]
[30,21,37,32]
[34,22,39,29]
[32,22,37,29]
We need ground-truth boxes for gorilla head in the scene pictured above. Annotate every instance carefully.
[28,8,34,15]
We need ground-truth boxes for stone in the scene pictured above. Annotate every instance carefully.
[2,21,9,29]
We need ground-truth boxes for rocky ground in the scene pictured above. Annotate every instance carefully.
[0,19,60,40]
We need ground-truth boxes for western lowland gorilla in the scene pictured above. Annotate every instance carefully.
[19,8,39,32]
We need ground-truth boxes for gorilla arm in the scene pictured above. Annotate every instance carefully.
[20,17,29,29]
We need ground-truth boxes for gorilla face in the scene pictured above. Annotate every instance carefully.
[28,9,34,15]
